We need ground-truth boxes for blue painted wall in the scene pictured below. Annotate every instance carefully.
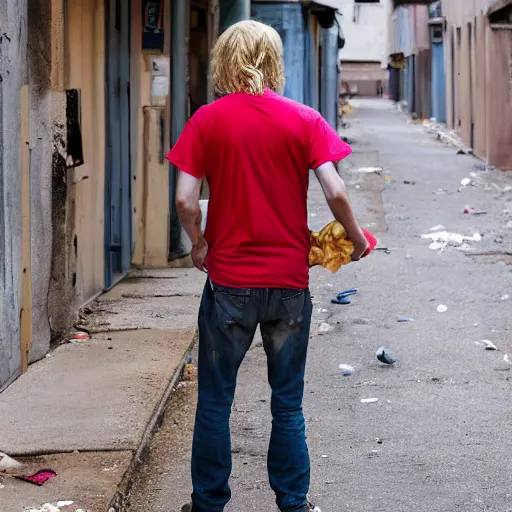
[321,25,339,130]
[251,3,305,103]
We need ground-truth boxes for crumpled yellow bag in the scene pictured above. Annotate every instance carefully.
[309,221,377,273]
[309,221,354,273]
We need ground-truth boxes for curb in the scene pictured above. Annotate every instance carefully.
[108,331,197,512]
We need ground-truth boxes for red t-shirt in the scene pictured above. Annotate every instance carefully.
[167,89,351,289]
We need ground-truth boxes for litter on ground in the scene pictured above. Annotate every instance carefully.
[376,347,395,365]
[475,340,498,351]
[437,304,448,313]
[422,231,482,252]
[13,469,57,486]
[0,452,22,471]
[361,398,379,404]
[339,364,355,376]
[356,166,383,174]
[318,323,332,334]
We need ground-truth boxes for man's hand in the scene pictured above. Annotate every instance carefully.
[351,232,370,261]
[191,237,209,272]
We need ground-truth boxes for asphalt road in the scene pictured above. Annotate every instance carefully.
[126,99,512,512]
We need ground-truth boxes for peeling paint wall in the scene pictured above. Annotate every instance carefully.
[47,0,106,340]
[27,0,54,361]
[0,0,28,389]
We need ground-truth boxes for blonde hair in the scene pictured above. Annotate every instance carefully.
[211,20,285,96]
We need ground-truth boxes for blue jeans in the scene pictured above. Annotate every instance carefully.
[191,280,313,512]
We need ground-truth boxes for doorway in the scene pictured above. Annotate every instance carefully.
[105,0,132,288]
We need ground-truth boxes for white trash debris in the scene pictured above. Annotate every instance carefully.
[24,506,60,512]
[339,364,355,376]
[361,398,379,404]
[437,304,448,313]
[422,231,482,252]
[475,340,498,351]
[430,224,445,231]
[357,166,383,174]
[0,452,22,471]
[429,241,446,252]
[504,354,511,365]
[318,323,332,334]
[501,294,510,301]
[460,178,471,187]
[24,501,74,512]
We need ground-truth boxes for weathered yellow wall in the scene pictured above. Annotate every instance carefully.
[66,0,106,302]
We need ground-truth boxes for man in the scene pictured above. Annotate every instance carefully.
[167,20,369,512]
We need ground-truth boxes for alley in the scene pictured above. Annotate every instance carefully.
[126,100,512,512]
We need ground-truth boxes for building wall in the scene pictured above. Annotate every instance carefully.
[486,25,512,170]
[27,0,56,362]
[339,0,392,66]
[47,0,106,340]
[443,0,512,169]
[442,0,496,26]
[389,4,429,57]
[0,0,28,389]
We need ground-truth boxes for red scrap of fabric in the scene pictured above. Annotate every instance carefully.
[13,469,57,486]
[362,229,377,257]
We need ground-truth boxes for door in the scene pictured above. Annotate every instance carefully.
[431,40,446,122]
[105,0,131,288]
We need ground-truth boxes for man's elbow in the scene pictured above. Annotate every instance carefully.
[176,196,191,216]
[327,181,348,202]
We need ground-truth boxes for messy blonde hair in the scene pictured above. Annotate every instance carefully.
[211,20,285,96]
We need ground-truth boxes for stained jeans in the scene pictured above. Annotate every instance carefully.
[191,280,313,512]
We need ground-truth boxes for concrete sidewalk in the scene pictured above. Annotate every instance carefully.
[0,268,203,512]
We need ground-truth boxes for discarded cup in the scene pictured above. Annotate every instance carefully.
[376,347,395,365]
[437,304,448,313]
[339,364,355,376]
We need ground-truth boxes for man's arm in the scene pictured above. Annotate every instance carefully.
[314,162,369,260]
[175,170,208,271]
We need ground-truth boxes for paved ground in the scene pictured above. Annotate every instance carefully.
[0,269,201,512]
[126,99,512,512]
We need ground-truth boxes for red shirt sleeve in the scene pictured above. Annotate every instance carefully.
[307,113,352,169]
[166,114,205,179]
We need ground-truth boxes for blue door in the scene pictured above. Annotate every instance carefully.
[407,55,415,113]
[251,3,305,103]
[105,0,132,289]
[431,41,446,122]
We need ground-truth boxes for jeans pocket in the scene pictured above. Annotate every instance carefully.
[280,290,306,327]
[212,284,253,332]
[213,284,251,310]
